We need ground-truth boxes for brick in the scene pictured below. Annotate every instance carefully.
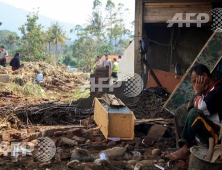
[10,133,21,139]
[88,134,105,143]
[54,131,64,137]
[27,128,35,133]
[0,75,10,83]
[106,141,116,147]
[66,128,82,138]
[134,141,141,149]
[60,152,71,160]
[2,131,10,141]
[40,129,48,137]
[72,136,86,144]
[28,133,38,141]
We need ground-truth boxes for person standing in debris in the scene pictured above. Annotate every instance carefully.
[102,55,112,69]
[91,56,102,74]
[111,58,119,79]
[96,56,102,68]
[165,64,222,160]
[117,55,121,62]
[10,52,20,71]
[0,46,8,67]
[37,71,44,84]
[102,55,112,77]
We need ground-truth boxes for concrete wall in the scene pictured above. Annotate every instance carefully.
[118,40,135,80]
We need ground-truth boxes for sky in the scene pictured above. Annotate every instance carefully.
[0,0,135,25]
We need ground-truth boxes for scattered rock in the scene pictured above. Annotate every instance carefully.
[39,162,51,168]
[132,154,142,161]
[159,159,165,163]
[127,160,138,169]
[98,147,132,160]
[54,131,64,137]
[66,128,82,138]
[152,148,161,156]
[72,135,86,144]
[59,137,78,146]
[71,148,95,162]
[67,160,80,168]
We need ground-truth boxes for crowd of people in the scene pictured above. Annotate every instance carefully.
[92,55,121,80]
[0,45,21,71]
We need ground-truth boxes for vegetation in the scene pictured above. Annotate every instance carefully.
[0,0,133,72]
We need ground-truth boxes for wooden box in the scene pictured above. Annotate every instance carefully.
[94,98,135,140]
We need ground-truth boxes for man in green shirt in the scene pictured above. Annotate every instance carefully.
[111,58,119,78]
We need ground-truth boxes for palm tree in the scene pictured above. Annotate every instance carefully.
[45,30,53,53]
[50,22,68,59]
[4,34,19,54]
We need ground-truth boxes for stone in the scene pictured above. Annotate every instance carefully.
[132,154,142,161]
[28,133,38,141]
[10,133,21,139]
[81,128,87,135]
[60,152,71,160]
[81,118,94,126]
[88,134,105,143]
[71,148,95,162]
[66,128,82,138]
[59,137,78,147]
[54,131,64,137]
[159,159,165,163]
[147,125,167,141]
[39,162,51,168]
[98,147,131,160]
[2,131,10,141]
[152,148,161,156]
[72,135,86,144]
[67,160,80,168]
[106,141,116,147]
[0,75,10,83]
[127,160,138,166]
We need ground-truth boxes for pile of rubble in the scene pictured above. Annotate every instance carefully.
[129,87,172,119]
[0,101,178,170]
[0,62,89,91]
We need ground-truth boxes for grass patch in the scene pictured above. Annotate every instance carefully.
[68,88,90,102]
[22,82,45,97]
[1,82,23,94]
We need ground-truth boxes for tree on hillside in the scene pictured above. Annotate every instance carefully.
[105,0,115,43]
[0,30,19,52]
[4,34,19,55]
[19,11,45,60]
[45,29,53,53]
[50,22,68,60]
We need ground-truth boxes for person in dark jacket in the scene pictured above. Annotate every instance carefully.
[10,53,20,71]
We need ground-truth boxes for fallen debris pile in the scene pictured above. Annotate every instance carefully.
[128,87,171,119]
[0,103,93,127]
[0,61,89,92]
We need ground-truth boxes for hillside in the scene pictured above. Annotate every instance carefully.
[0,1,76,38]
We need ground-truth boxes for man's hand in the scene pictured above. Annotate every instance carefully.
[193,76,208,94]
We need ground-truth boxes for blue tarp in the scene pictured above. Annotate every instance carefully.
[68,66,78,71]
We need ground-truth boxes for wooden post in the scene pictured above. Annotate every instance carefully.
[134,0,144,77]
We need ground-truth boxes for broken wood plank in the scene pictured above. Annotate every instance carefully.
[135,118,164,125]
[102,94,125,107]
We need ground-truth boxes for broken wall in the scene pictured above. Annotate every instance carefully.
[145,24,213,75]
